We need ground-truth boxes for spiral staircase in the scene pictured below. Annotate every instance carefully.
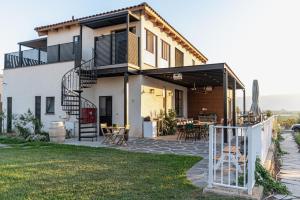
[61,58,98,140]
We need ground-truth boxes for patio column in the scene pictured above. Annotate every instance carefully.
[233,79,236,127]
[232,79,237,137]
[18,44,22,67]
[124,72,129,126]
[243,89,246,115]
[223,69,228,143]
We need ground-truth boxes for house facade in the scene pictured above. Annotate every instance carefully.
[3,3,245,140]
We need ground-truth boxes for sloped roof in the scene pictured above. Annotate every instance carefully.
[34,2,208,63]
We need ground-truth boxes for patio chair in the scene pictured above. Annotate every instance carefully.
[185,123,195,141]
[114,125,130,145]
[176,124,185,140]
[101,123,114,144]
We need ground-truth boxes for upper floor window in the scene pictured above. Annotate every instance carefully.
[46,97,55,114]
[146,29,155,54]
[175,48,184,67]
[192,59,195,66]
[161,40,170,61]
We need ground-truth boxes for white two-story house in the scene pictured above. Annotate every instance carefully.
[3,3,246,141]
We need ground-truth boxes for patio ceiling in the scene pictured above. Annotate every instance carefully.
[79,10,140,29]
[141,63,245,90]
[18,37,47,51]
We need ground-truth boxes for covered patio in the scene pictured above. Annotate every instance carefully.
[142,63,246,142]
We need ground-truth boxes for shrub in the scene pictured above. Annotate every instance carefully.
[255,158,289,195]
[266,110,273,118]
[162,109,177,135]
[13,109,48,141]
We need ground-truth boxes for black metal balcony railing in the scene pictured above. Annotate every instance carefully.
[4,42,76,69]
[4,32,139,69]
[94,31,139,67]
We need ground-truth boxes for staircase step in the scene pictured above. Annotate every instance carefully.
[64,99,79,102]
[80,130,98,134]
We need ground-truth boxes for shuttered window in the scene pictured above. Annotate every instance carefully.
[161,40,170,61]
[146,29,154,53]
[175,48,184,67]
[46,97,55,114]
[7,97,12,132]
[35,96,41,121]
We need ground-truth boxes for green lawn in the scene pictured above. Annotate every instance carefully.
[295,132,300,147]
[0,137,204,200]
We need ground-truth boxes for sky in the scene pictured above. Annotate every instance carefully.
[0,0,300,96]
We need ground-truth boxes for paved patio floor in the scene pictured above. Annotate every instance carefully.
[64,135,209,187]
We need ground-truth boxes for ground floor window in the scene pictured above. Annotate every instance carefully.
[7,97,12,132]
[35,96,41,121]
[175,89,183,117]
[46,97,55,114]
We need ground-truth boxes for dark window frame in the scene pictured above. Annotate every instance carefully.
[45,97,55,114]
[175,89,184,117]
[7,97,12,132]
[35,96,41,122]
[161,40,170,61]
[175,48,184,67]
[145,29,155,54]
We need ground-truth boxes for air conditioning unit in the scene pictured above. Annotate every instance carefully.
[173,73,182,80]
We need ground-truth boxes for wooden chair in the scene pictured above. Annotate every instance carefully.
[101,123,114,144]
[114,125,130,145]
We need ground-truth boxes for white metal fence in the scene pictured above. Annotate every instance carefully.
[208,116,276,194]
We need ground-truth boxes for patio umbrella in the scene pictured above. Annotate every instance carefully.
[250,80,261,116]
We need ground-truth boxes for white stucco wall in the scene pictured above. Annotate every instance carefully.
[141,14,204,69]
[3,62,77,132]
[47,26,80,46]
[81,75,142,137]
[141,76,188,119]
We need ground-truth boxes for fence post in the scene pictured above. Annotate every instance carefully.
[208,125,214,188]
[247,127,254,195]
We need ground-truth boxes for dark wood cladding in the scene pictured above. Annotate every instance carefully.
[188,87,224,123]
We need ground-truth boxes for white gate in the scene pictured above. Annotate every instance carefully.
[208,116,275,194]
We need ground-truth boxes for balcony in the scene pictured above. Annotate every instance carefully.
[94,31,139,68]
[4,38,77,69]
[5,31,139,70]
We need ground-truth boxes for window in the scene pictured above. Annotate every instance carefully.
[175,90,183,117]
[192,59,195,66]
[35,96,41,122]
[161,40,170,61]
[146,29,155,53]
[175,48,184,67]
[7,97,12,132]
[46,97,55,114]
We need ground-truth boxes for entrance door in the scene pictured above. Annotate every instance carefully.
[99,96,112,126]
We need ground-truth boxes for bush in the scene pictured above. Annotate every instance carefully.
[13,109,48,141]
[162,109,177,135]
[266,110,273,118]
[255,158,289,195]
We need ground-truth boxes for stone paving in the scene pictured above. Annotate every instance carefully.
[64,136,209,187]
[276,131,300,199]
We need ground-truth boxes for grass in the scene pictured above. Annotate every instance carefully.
[294,132,300,147]
[0,136,241,200]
